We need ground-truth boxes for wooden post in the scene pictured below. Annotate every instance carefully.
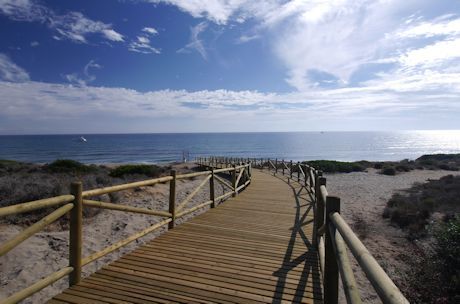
[290,160,293,178]
[168,170,176,229]
[297,162,300,182]
[69,182,82,286]
[304,165,308,188]
[275,158,278,174]
[314,175,326,248]
[324,196,340,304]
[210,170,215,208]
[232,165,237,197]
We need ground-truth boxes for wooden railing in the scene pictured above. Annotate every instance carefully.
[0,163,251,304]
[198,156,409,304]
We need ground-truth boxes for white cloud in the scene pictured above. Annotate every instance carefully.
[142,27,159,35]
[128,26,161,54]
[0,53,30,82]
[0,0,46,22]
[149,0,460,93]
[30,41,39,47]
[0,0,124,44]
[129,35,160,54]
[395,16,460,38]
[102,29,124,42]
[236,34,259,43]
[399,38,460,69]
[50,12,124,43]
[64,60,102,86]
[177,21,208,60]
[148,0,244,24]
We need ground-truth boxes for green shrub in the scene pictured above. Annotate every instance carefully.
[383,175,460,238]
[436,215,460,273]
[417,153,460,162]
[0,159,20,167]
[380,167,396,175]
[45,159,95,174]
[109,164,164,178]
[407,216,460,303]
[374,162,384,169]
[304,160,366,173]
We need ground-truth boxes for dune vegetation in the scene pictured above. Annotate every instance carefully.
[383,175,460,303]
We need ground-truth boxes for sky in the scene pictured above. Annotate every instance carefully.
[0,0,460,134]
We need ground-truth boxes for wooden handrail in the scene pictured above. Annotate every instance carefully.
[0,203,73,256]
[82,218,172,266]
[1,267,73,304]
[176,174,212,212]
[83,176,174,197]
[329,224,362,304]
[83,199,172,217]
[330,212,409,304]
[0,195,74,217]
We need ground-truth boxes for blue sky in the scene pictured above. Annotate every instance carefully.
[0,0,460,134]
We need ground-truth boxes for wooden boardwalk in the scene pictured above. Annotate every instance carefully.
[49,170,323,304]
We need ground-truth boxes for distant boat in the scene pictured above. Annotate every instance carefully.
[79,136,87,142]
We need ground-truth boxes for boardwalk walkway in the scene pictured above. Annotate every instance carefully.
[49,170,323,304]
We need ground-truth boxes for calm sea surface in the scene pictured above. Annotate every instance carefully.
[1,131,460,164]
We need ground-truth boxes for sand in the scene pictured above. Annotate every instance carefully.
[1,166,456,303]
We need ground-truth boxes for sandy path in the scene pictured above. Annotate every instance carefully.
[0,164,229,303]
[325,168,458,303]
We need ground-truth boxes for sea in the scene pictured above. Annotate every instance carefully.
[1,131,460,164]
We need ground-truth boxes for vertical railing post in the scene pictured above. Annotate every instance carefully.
[69,182,82,287]
[297,162,300,182]
[275,158,278,174]
[210,169,215,208]
[232,164,237,197]
[314,175,326,247]
[282,159,285,175]
[290,160,293,178]
[168,170,176,229]
[324,196,340,304]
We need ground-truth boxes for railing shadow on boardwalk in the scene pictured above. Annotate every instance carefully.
[268,172,323,304]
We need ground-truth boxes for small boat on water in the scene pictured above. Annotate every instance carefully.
[79,136,87,142]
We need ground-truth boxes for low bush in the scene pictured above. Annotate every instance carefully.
[380,167,396,175]
[109,164,164,178]
[435,216,460,301]
[383,175,460,239]
[304,160,366,173]
[45,159,96,174]
[406,216,460,303]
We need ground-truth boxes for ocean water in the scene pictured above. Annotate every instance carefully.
[1,131,460,164]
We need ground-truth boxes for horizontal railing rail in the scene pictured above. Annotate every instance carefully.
[0,161,252,304]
